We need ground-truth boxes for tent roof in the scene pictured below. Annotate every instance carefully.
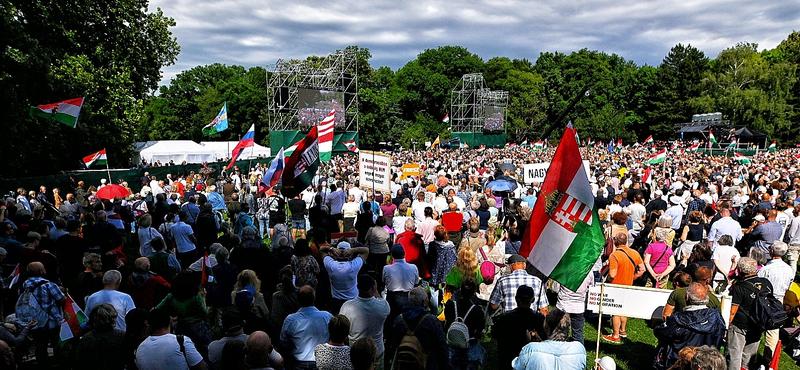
[135,140,208,153]
[678,124,708,133]
[734,127,766,138]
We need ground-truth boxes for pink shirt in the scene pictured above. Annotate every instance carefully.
[645,242,673,274]
[417,218,439,244]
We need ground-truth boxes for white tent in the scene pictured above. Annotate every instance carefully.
[134,140,217,164]
[200,141,271,161]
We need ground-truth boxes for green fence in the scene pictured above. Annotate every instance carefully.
[452,132,507,147]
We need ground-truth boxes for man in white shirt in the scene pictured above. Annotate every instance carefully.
[664,195,685,231]
[707,206,743,248]
[627,194,647,235]
[349,183,366,204]
[85,270,135,332]
[411,191,433,222]
[136,308,206,370]
[758,241,794,359]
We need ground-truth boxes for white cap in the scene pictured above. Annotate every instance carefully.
[596,356,616,370]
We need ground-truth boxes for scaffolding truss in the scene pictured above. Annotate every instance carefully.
[268,48,359,132]
[449,73,508,133]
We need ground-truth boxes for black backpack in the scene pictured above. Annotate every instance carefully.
[744,280,788,331]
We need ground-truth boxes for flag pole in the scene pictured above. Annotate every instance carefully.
[104,150,112,184]
[595,281,606,362]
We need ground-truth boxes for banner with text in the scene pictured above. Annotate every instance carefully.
[400,163,421,179]
[587,283,732,325]
[359,150,392,193]
[523,160,591,184]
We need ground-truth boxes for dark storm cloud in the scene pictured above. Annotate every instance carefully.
[149,0,800,84]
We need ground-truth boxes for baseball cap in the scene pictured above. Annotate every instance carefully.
[596,356,616,370]
[337,241,351,250]
[507,254,526,264]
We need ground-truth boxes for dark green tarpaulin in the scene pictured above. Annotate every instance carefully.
[451,132,506,147]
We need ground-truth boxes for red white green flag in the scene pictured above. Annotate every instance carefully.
[60,294,88,341]
[687,142,701,152]
[281,126,320,198]
[521,124,605,290]
[643,135,654,145]
[318,109,335,162]
[646,149,667,165]
[30,97,84,128]
[82,149,107,168]
[343,140,359,153]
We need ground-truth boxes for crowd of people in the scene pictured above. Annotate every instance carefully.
[0,140,798,370]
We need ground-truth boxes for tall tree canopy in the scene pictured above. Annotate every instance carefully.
[1,0,179,176]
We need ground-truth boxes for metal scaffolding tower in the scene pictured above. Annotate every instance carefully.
[450,73,508,132]
[268,48,359,132]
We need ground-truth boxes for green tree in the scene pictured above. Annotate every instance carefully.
[646,44,709,138]
[691,43,796,138]
[0,0,179,175]
[140,64,268,142]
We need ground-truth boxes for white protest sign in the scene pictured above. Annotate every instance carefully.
[587,283,732,325]
[523,163,549,184]
[359,150,392,193]
[523,160,591,184]
[587,283,673,320]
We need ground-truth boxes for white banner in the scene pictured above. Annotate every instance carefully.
[523,162,550,184]
[359,150,392,193]
[523,160,592,184]
[587,283,732,325]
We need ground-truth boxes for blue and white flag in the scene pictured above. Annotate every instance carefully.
[202,102,229,135]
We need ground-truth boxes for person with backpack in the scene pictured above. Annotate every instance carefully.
[756,241,794,363]
[443,278,486,370]
[135,307,207,370]
[389,286,447,370]
[15,262,65,368]
[727,257,780,370]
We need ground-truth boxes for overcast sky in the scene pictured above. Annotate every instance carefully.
[150,0,800,84]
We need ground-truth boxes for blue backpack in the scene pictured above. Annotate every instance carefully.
[16,280,53,329]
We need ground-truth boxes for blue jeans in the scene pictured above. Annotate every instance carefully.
[570,312,585,344]
[258,217,269,239]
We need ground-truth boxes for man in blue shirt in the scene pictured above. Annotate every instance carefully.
[326,183,346,233]
[522,187,537,209]
[180,195,200,225]
[170,211,197,268]
[279,286,333,367]
[321,241,369,314]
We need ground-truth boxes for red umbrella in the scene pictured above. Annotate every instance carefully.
[95,184,131,200]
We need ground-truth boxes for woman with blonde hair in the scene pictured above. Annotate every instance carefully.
[445,247,483,290]
[231,269,270,333]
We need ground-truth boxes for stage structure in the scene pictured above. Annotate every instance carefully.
[267,48,359,153]
[449,73,509,147]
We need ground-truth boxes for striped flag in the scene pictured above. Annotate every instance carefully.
[82,149,107,168]
[709,131,718,146]
[261,147,285,188]
[343,140,359,153]
[726,139,738,150]
[646,149,667,165]
[226,124,255,170]
[318,109,335,162]
[7,264,20,288]
[441,113,450,123]
[30,97,84,128]
[768,141,777,152]
[521,124,605,290]
[61,294,88,341]
[281,126,320,198]
[643,135,654,145]
[533,140,545,150]
[687,142,701,152]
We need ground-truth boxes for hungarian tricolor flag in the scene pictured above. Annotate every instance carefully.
[318,109,335,162]
[646,149,667,165]
[7,264,20,288]
[226,124,255,170]
[521,124,605,290]
[642,166,653,185]
[768,141,777,152]
[441,113,449,123]
[533,140,545,150]
[82,149,107,168]
[643,135,654,145]
[687,142,701,152]
[281,126,320,198]
[726,139,738,150]
[709,131,718,145]
[734,152,751,164]
[343,140,359,153]
[30,97,84,128]
[60,294,88,341]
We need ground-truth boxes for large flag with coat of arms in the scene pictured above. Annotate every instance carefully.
[520,124,605,290]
